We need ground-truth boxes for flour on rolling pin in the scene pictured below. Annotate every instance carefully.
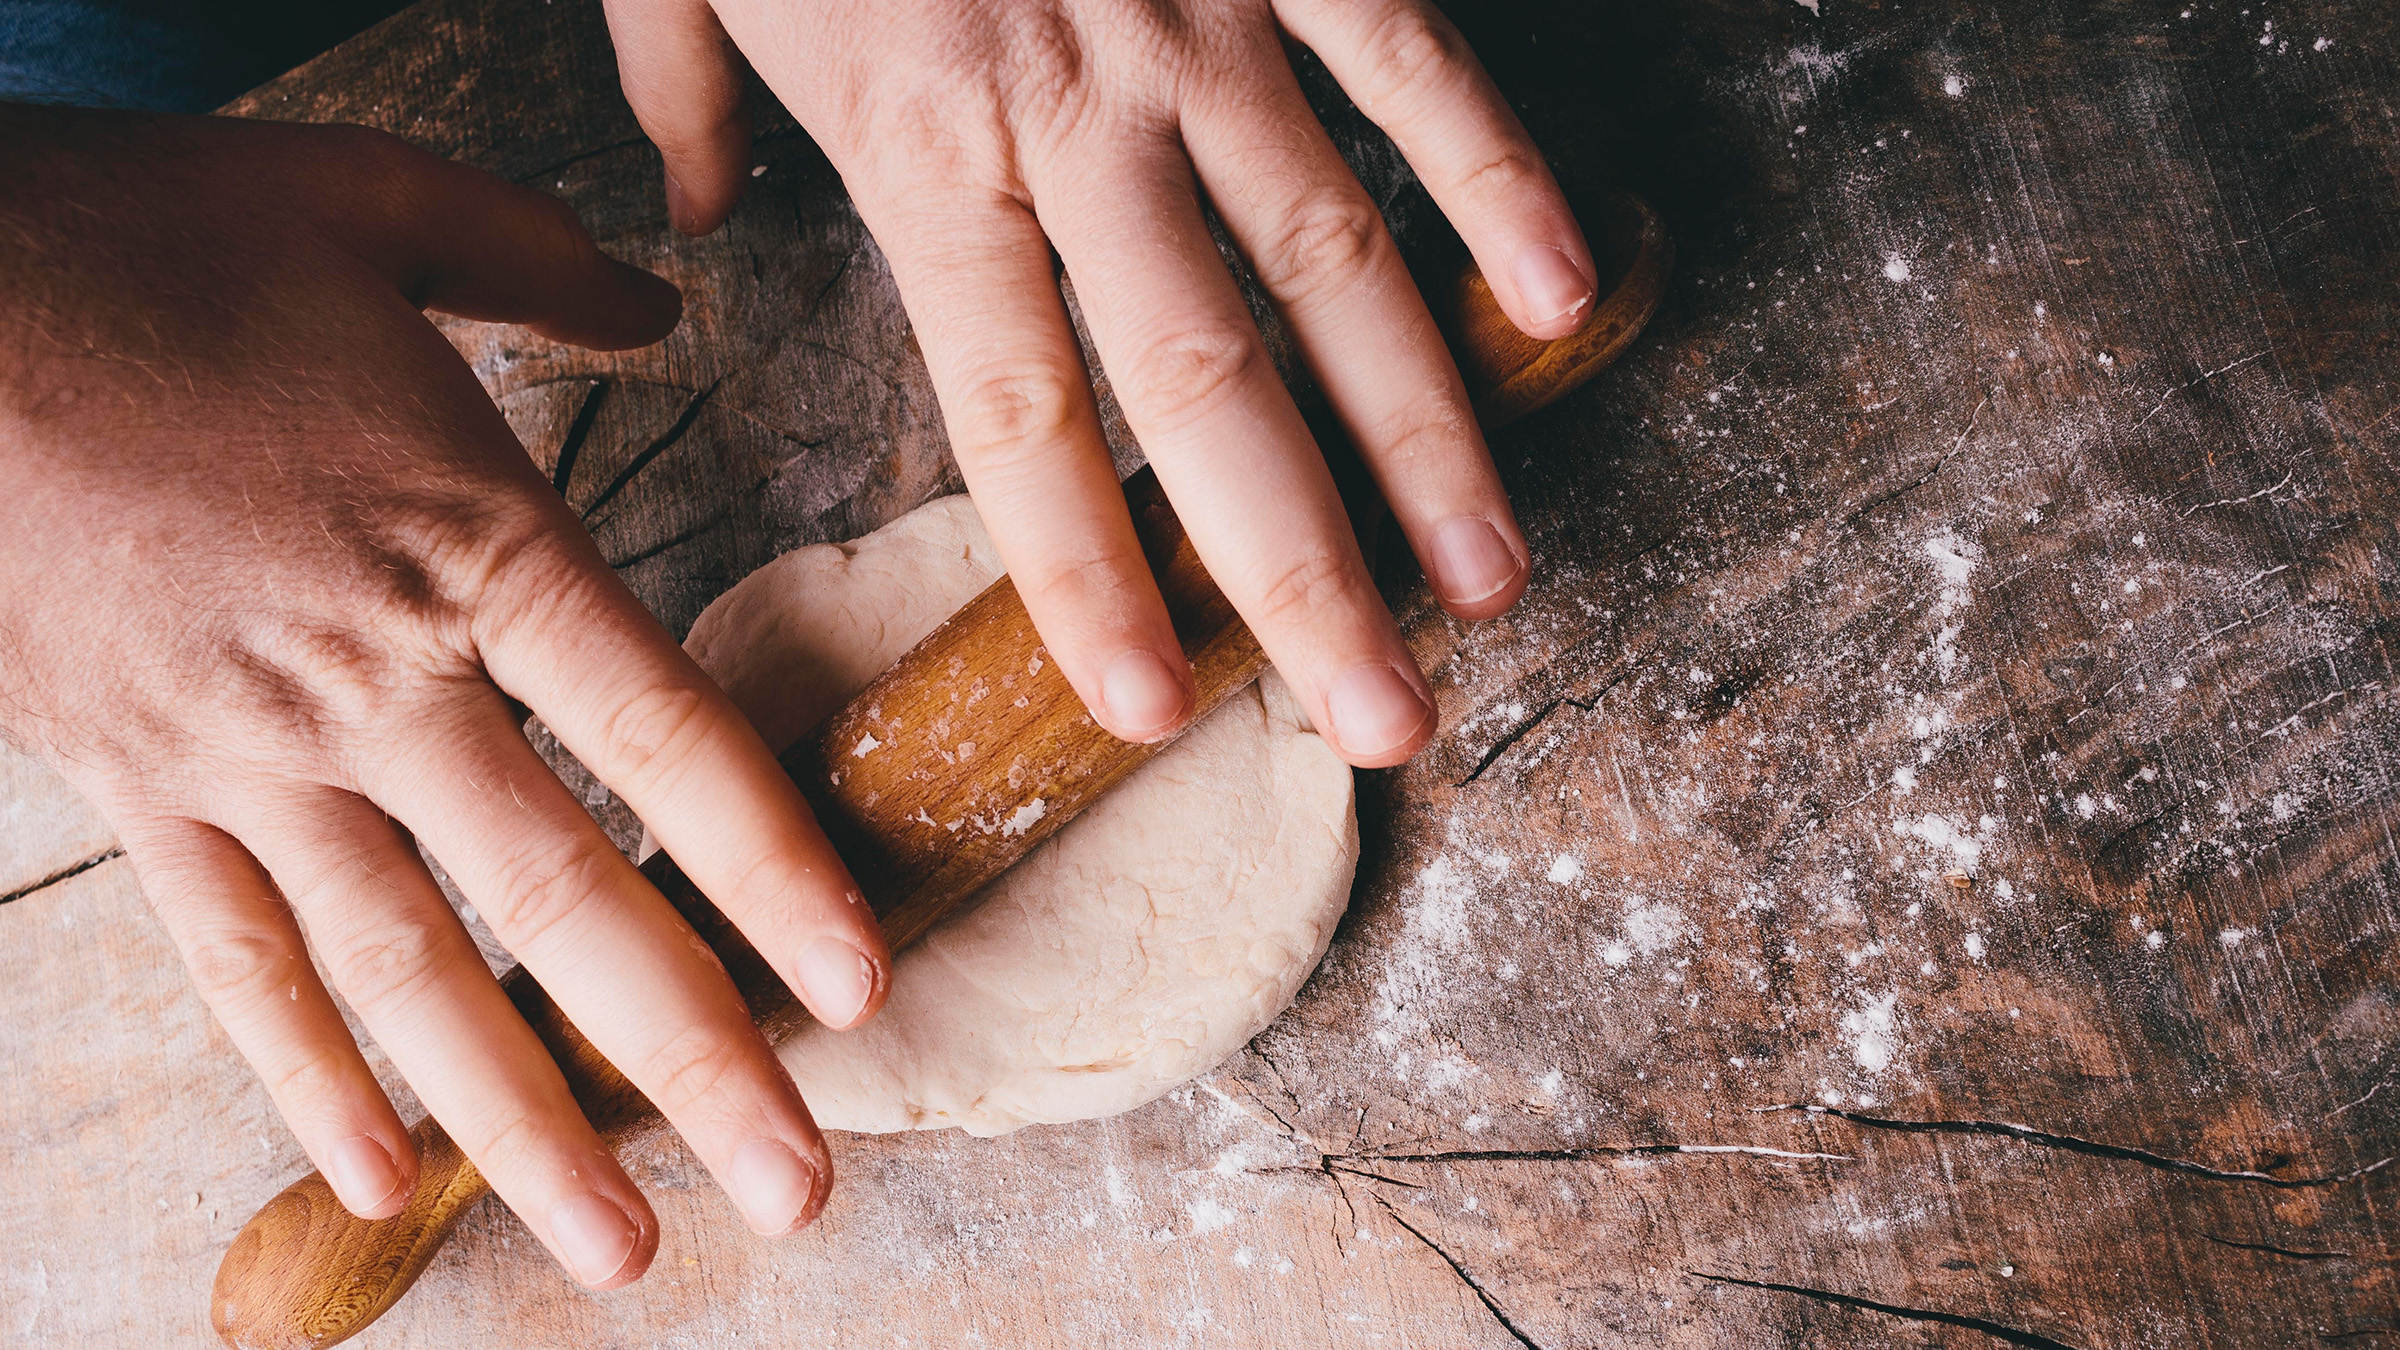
[666,495,1358,1134]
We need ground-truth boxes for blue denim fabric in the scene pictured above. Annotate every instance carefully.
[0,1,405,112]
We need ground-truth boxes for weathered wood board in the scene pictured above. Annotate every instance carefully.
[5,0,2399,1345]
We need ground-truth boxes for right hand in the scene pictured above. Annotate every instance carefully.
[601,0,1591,766]
[0,106,893,1286]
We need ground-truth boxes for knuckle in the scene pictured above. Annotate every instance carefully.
[452,502,601,632]
[422,493,572,604]
[1019,547,1145,618]
[1367,392,1474,470]
[522,189,599,263]
[1354,7,1469,116]
[478,835,614,952]
[324,121,416,170]
[1118,328,1263,431]
[998,11,1093,136]
[262,1049,355,1114]
[321,124,439,216]
[950,367,1088,467]
[868,85,975,176]
[182,927,300,1007]
[458,1100,550,1175]
[593,679,717,790]
[635,1022,751,1116]
[1247,549,1366,629]
[230,627,407,743]
[530,190,589,244]
[714,846,807,924]
[1255,189,1389,299]
[327,916,455,1013]
[1452,145,1549,203]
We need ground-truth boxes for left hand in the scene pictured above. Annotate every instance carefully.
[598,0,1599,766]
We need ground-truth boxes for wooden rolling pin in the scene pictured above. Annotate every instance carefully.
[210,191,1672,1350]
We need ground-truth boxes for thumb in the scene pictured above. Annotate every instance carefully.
[329,131,684,351]
[602,0,755,237]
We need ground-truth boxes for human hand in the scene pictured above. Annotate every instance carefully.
[0,107,893,1286]
[601,0,1596,764]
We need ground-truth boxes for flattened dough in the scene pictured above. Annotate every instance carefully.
[668,496,1358,1136]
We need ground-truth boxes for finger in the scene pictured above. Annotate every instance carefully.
[473,529,893,1030]
[1275,0,1598,339]
[123,815,416,1220]
[372,691,835,1241]
[237,787,660,1287]
[601,0,754,235]
[863,185,1195,741]
[324,129,684,350]
[1185,47,1529,619]
[1033,142,1437,767]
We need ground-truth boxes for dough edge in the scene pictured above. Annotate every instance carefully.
[673,495,1358,1136]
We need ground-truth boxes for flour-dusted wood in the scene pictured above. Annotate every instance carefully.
[7,0,2400,1346]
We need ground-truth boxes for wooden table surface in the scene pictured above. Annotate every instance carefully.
[7,0,2399,1345]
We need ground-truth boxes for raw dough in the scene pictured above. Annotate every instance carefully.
[670,496,1358,1136]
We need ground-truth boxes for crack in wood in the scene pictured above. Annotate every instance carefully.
[507,134,653,186]
[551,377,610,498]
[607,508,731,571]
[1760,1104,2395,1188]
[1327,1160,1422,1189]
[1367,1192,1548,1350]
[2200,1233,2357,1262]
[1692,1272,2081,1349]
[1839,448,1957,530]
[602,465,781,571]
[0,846,124,906]
[1353,1144,1851,1164]
[583,375,727,525]
[1456,664,1636,786]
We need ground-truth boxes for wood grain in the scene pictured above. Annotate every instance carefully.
[7,0,2400,1346]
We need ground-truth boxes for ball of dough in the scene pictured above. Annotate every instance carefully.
[672,496,1358,1136]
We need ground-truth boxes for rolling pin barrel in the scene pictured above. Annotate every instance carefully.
[210,192,1672,1350]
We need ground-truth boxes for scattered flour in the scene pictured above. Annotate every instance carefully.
[1623,897,1695,958]
[1186,1198,1238,1236]
[1893,812,1988,874]
[1842,992,1902,1073]
[1922,531,1980,680]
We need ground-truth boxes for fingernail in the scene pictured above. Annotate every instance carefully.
[1511,244,1596,330]
[324,1134,404,1214]
[549,1193,639,1285]
[662,170,698,236]
[1101,649,1190,740]
[794,937,875,1028]
[729,1138,822,1236]
[1325,664,1434,760]
[1427,516,1525,606]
